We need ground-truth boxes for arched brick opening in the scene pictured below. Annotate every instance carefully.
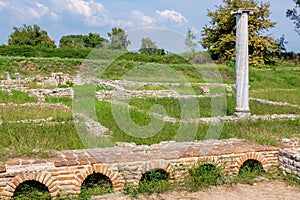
[235,152,267,174]
[197,156,220,168]
[138,168,171,193]
[80,173,113,196]
[141,160,174,181]
[5,171,57,198]
[188,163,222,188]
[140,168,169,183]
[13,180,51,199]
[76,165,124,193]
[239,159,265,174]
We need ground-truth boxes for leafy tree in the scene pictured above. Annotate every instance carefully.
[200,0,281,66]
[59,33,105,48]
[139,37,165,55]
[8,24,56,47]
[107,27,130,50]
[83,33,106,48]
[185,28,198,52]
[59,35,85,48]
[277,35,288,52]
[286,0,300,35]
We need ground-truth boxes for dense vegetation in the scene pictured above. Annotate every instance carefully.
[201,0,281,66]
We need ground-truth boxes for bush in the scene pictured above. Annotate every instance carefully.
[188,164,223,191]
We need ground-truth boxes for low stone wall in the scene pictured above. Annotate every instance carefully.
[279,148,300,180]
[28,88,74,101]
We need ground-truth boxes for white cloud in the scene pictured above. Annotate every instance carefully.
[50,0,133,28]
[156,9,188,25]
[85,15,134,28]
[26,7,41,18]
[34,2,49,17]
[110,19,134,28]
[13,2,50,20]
[131,10,155,26]
[0,1,8,9]
[50,12,59,21]
[51,0,104,18]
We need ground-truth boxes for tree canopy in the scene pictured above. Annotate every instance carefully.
[139,37,165,55]
[107,27,130,50]
[8,24,56,48]
[287,0,300,35]
[185,28,198,52]
[200,0,281,66]
[59,33,105,48]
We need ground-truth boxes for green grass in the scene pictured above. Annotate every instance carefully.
[187,163,224,191]
[249,65,300,90]
[0,55,299,198]
[218,119,300,146]
[94,98,300,146]
[0,104,73,121]
[78,173,114,199]
[0,91,298,159]
[251,88,300,105]
[0,56,82,78]
[45,96,73,107]
[0,90,37,104]
[12,180,51,200]
[0,122,83,160]
[233,160,266,185]
[102,96,300,121]
[11,105,70,121]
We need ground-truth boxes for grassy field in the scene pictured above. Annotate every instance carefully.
[0,56,299,199]
[0,58,298,158]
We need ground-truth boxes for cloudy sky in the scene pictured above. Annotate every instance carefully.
[0,0,299,52]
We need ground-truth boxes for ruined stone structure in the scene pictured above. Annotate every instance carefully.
[0,139,279,198]
[279,148,300,180]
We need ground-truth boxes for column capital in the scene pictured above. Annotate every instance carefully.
[231,8,255,16]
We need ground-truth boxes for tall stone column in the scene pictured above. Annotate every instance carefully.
[231,9,252,117]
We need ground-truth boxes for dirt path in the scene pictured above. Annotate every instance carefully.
[94,180,300,200]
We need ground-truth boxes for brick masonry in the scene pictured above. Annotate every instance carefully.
[0,138,280,198]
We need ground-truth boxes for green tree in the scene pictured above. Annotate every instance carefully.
[59,33,105,48]
[107,27,130,50]
[83,33,106,48]
[185,28,198,52]
[8,24,56,47]
[287,0,300,35]
[200,0,281,66]
[59,35,85,48]
[139,37,165,55]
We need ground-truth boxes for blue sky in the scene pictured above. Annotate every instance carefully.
[0,0,299,52]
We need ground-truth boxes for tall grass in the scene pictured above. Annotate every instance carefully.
[251,88,300,105]
[0,122,83,160]
[0,90,37,104]
[0,104,72,121]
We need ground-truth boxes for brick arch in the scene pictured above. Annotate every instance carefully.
[196,156,221,168]
[5,171,57,198]
[235,152,267,173]
[138,160,174,182]
[75,164,124,192]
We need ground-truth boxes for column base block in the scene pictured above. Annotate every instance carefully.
[234,110,251,118]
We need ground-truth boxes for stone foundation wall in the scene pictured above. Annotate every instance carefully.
[279,148,300,180]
